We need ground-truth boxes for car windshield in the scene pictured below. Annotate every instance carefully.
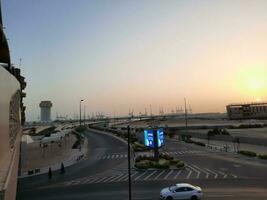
[169,186,177,192]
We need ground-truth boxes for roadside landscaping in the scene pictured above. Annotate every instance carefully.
[238,150,267,160]
[134,154,185,169]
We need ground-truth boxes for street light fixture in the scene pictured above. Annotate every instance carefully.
[79,99,84,126]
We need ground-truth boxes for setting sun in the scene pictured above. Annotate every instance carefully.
[235,66,267,100]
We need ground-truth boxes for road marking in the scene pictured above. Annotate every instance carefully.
[163,170,173,180]
[111,155,115,159]
[204,168,218,179]
[80,177,95,184]
[116,173,129,182]
[143,170,157,180]
[115,154,119,158]
[186,168,192,179]
[107,155,110,159]
[186,165,200,179]
[102,155,106,159]
[213,169,227,178]
[134,171,149,181]
[131,171,138,178]
[154,170,166,180]
[191,164,209,179]
[102,175,117,183]
[124,154,128,158]
[94,176,109,183]
[108,173,125,182]
[120,154,124,158]
[174,170,182,179]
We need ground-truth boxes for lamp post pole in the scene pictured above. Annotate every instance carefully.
[84,105,86,126]
[79,99,84,126]
[127,125,132,200]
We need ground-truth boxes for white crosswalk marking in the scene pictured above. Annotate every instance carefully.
[134,171,149,181]
[107,155,110,159]
[164,170,173,180]
[111,155,115,159]
[186,165,200,179]
[116,154,119,158]
[174,170,182,179]
[213,169,228,178]
[186,168,192,179]
[191,164,209,179]
[131,171,138,178]
[143,170,157,180]
[154,170,166,180]
[108,173,126,182]
[102,175,117,183]
[116,173,128,182]
[205,168,218,179]
[95,176,109,183]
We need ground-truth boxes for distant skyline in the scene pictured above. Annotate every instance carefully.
[3,0,267,121]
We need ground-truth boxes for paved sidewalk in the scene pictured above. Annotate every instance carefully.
[19,132,88,178]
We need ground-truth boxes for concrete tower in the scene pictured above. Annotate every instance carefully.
[39,101,52,122]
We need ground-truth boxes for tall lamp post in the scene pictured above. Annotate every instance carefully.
[127,125,132,200]
[79,99,84,126]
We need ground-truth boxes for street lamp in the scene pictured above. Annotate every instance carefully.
[79,99,84,126]
[127,125,132,200]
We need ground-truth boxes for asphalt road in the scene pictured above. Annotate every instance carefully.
[17,130,267,200]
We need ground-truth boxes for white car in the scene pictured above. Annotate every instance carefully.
[160,183,203,200]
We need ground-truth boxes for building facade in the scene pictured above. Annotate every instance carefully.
[40,101,52,122]
[226,102,267,120]
[0,2,26,200]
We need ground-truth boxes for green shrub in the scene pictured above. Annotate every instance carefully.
[238,150,257,157]
[170,159,180,165]
[176,161,185,168]
[159,153,174,160]
[134,160,151,169]
[258,154,267,160]
[192,141,206,146]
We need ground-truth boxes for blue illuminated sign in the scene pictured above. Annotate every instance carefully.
[144,129,154,147]
[157,128,164,147]
[144,128,164,148]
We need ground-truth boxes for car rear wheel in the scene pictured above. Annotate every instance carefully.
[190,195,198,200]
[166,196,173,200]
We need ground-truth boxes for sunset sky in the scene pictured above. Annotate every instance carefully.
[3,0,267,121]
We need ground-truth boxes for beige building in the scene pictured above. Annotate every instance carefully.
[0,2,26,200]
[226,102,267,120]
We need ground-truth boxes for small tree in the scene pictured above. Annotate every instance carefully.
[48,167,52,179]
[60,163,65,174]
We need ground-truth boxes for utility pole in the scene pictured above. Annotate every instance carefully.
[79,99,84,126]
[184,98,188,130]
[127,125,132,200]
[153,128,159,160]
[84,105,86,126]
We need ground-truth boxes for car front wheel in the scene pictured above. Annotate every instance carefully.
[166,196,173,200]
[190,195,198,200]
